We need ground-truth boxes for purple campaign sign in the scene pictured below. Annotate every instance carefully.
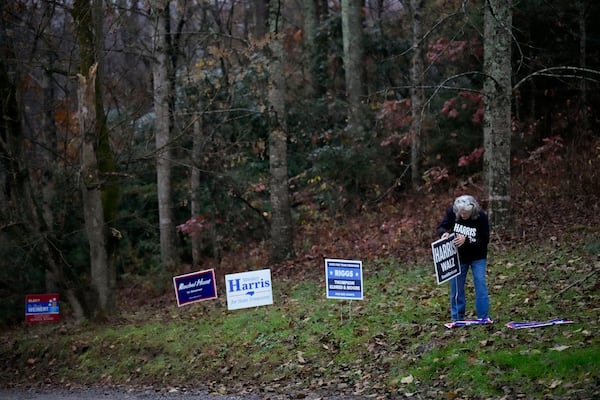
[444,317,494,328]
[506,318,574,329]
[173,269,218,307]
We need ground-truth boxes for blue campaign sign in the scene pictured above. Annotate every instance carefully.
[325,258,363,300]
[173,269,218,307]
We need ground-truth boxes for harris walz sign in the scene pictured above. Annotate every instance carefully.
[431,234,461,285]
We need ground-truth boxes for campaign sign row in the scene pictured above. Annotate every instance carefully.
[23,247,450,323]
[172,258,365,310]
[172,244,454,311]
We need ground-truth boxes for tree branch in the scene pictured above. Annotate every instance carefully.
[553,262,599,299]
[513,66,600,91]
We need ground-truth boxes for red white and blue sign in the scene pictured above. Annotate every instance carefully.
[173,269,218,307]
[25,293,60,324]
[325,258,363,300]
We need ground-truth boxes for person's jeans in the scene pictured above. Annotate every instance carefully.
[449,258,489,320]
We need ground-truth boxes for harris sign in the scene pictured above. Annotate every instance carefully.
[431,234,461,285]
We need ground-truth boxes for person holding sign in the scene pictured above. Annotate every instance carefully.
[437,195,490,322]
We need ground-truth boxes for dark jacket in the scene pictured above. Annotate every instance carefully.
[437,207,490,263]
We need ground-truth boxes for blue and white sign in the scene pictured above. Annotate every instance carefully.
[325,258,363,300]
[225,269,273,310]
[173,269,218,307]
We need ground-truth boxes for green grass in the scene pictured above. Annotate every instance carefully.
[1,236,599,398]
[414,339,599,398]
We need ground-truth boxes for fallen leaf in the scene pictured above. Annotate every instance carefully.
[550,345,570,352]
[401,374,414,384]
[548,379,562,388]
[297,351,306,364]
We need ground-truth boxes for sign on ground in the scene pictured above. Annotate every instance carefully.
[225,269,273,310]
[325,258,363,300]
[25,294,60,324]
[173,269,218,307]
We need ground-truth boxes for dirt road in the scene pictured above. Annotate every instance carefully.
[0,388,371,400]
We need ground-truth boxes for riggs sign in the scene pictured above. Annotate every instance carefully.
[325,258,363,300]
[225,269,273,310]
[173,269,218,307]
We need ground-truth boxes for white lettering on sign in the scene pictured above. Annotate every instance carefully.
[439,257,455,272]
[178,278,212,291]
[432,241,456,263]
[28,306,49,312]
[334,269,354,277]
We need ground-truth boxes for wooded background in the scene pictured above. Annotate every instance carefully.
[0,0,598,325]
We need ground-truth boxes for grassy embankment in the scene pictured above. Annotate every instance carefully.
[1,232,598,399]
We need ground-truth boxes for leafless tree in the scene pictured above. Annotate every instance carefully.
[409,0,425,189]
[151,0,178,268]
[483,0,512,228]
[267,0,295,263]
[341,0,368,136]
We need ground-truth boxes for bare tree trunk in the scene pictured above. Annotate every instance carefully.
[341,0,367,137]
[77,63,109,318]
[191,112,203,268]
[410,0,425,189]
[251,0,268,39]
[483,0,512,228]
[39,0,59,292]
[303,0,321,98]
[73,0,117,318]
[152,0,177,269]
[268,0,294,263]
[577,0,588,132]
[95,0,118,314]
